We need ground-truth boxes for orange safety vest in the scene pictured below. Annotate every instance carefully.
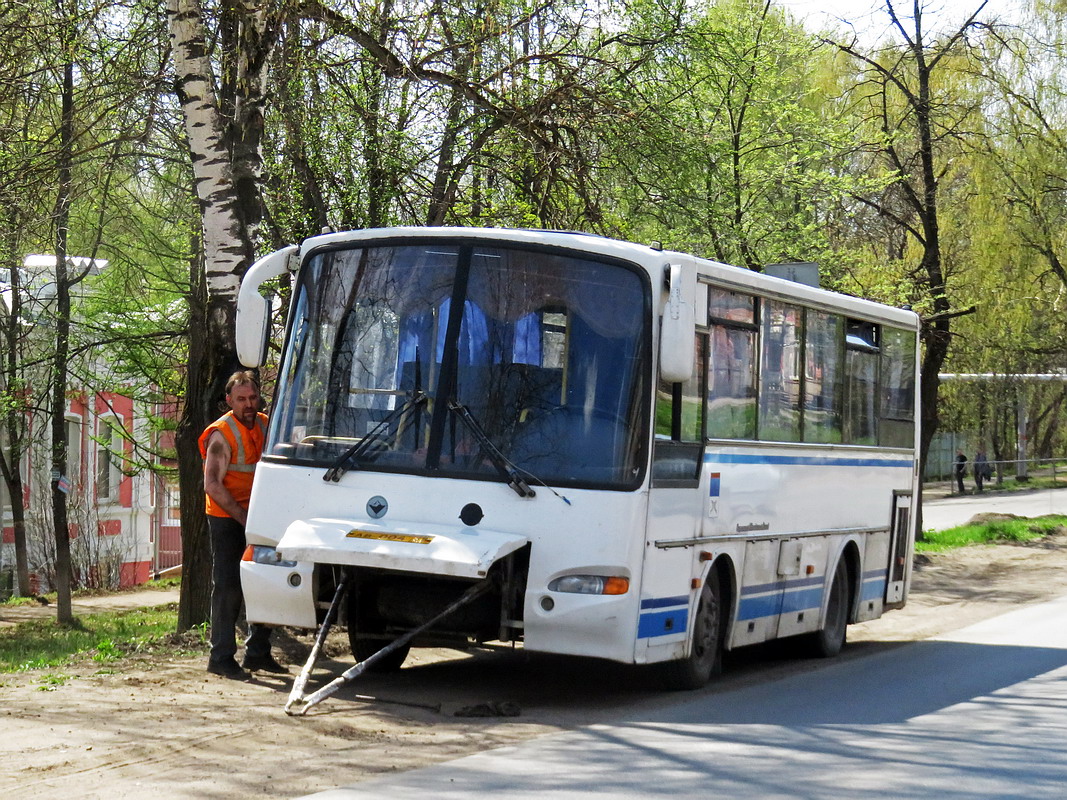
[198,411,268,518]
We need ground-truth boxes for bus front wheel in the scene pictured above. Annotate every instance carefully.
[660,571,723,690]
[346,582,410,672]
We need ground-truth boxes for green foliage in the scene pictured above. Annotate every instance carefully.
[91,638,120,662]
[1,595,39,607]
[0,604,200,673]
[917,515,1067,552]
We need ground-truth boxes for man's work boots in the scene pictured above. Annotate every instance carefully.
[207,658,250,680]
[242,653,287,674]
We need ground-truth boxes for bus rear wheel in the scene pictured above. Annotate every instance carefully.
[346,582,410,672]
[661,571,723,690]
[804,558,849,658]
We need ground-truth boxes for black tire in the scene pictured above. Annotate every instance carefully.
[346,583,410,672]
[805,558,849,658]
[660,571,723,690]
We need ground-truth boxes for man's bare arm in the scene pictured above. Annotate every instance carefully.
[203,431,248,526]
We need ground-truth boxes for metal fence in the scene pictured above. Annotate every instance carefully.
[937,456,1067,489]
[926,432,1066,483]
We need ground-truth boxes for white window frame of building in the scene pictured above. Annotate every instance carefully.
[96,417,123,502]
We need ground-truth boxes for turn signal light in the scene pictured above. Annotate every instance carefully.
[603,577,630,595]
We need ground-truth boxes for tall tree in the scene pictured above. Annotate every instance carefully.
[0,2,52,597]
[831,1,990,489]
[604,0,850,265]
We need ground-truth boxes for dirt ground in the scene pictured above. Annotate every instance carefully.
[6,526,1067,800]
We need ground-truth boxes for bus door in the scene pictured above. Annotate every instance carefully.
[885,491,912,604]
[638,441,705,661]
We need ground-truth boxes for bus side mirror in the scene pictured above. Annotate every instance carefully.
[659,261,696,383]
[236,245,298,368]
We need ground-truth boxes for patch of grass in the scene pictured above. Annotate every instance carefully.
[1,595,41,607]
[2,576,182,606]
[0,604,206,673]
[144,576,182,590]
[918,515,1067,553]
[37,672,70,691]
[987,476,1067,493]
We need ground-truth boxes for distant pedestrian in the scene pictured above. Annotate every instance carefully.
[974,448,991,493]
[955,450,968,494]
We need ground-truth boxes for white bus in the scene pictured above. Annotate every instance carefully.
[236,227,919,689]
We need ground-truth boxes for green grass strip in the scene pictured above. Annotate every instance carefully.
[0,604,204,673]
[918,515,1067,553]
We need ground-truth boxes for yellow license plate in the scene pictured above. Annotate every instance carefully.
[345,529,433,545]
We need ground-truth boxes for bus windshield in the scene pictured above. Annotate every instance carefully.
[267,241,650,489]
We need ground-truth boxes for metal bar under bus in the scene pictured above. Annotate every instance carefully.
[285,578,492,716]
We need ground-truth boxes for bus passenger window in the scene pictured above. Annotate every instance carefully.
[803,310,844,443]
[844,320,879,445]
[706,288,757,440]
[879,328,916,447]
[758,300,802,442]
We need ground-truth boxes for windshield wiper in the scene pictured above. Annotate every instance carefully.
[323,391,428,482]
[447,400,535,499]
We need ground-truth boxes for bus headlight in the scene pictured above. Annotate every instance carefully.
[242,545,297,568]
[548,575,629,595]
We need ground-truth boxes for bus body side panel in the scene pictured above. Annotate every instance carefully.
[772,534,832,640]
[708,447,909,652]
[857,530,890,622]
[635,483,705,665]
[635,445,910,662]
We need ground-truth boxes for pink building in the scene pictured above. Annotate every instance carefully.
[0,389,182,593]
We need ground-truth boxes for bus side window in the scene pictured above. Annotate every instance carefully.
[706,288,758,440]
[879,328,916,447]
[653,334,705,485]
[758,300,802,442]
[655,333,705,442]
[844,320,879,445]
[803,310,844,443]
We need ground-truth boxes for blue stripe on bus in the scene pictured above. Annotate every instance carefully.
[640,595,689,610]
[737,574,827,620]
[738,591,824,620]
[737,592,785,620]
[704,453,913,468]
[780,585,826,615]
[639,567,893,637]
[861,570,887,602]
[638,608,689,639]
[744,575,824,595]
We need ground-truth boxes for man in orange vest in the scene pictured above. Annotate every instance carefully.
[199,370,285,679]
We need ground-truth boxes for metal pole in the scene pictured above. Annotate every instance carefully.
[1016,388,1029,480]
[285,575,348,714]
[286,579,492,716]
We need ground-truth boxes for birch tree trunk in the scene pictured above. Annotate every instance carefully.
[166,0,279,630]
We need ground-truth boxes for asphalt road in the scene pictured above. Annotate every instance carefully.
[299,489,1067,800]
[301,595,1067,799]
[922,485,1067,531]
